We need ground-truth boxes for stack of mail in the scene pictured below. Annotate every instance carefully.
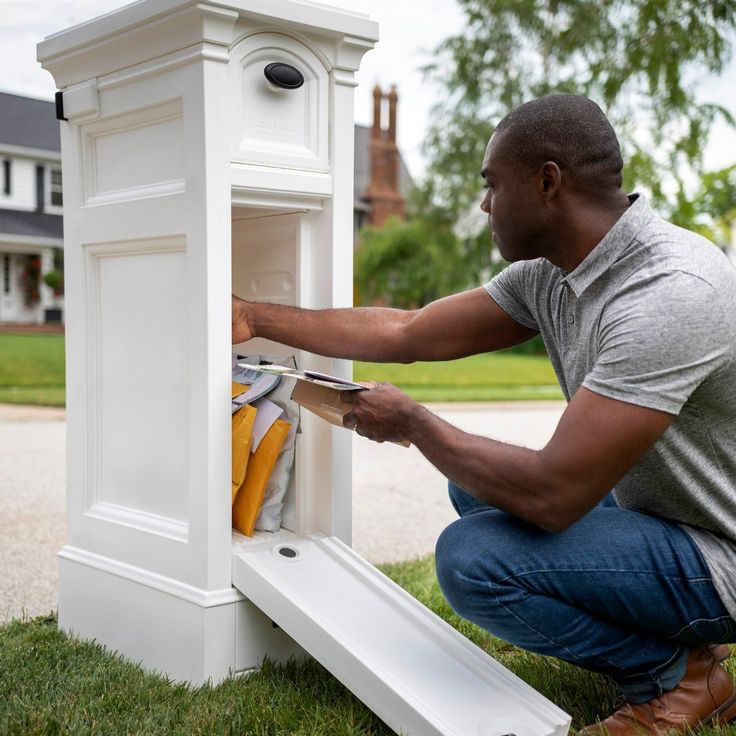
[231,356,295,536]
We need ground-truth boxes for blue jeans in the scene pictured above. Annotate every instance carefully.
[435,482,736,704]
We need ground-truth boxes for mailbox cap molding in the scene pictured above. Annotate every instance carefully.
[38,0,379,89]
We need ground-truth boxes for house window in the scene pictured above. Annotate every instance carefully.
[3,255,10,294]
[50,168,63,207]
[2,159,10,195]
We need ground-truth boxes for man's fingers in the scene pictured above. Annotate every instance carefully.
[231,294,254,344]
[342,410,358,431]
[341,382,379,406]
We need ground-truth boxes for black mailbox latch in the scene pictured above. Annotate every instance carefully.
[264,63,304,90]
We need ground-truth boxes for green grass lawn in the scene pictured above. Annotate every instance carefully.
[0,333,65,407]
[0,556,619,736]
[354,351,564,402]
[0,333,563,407]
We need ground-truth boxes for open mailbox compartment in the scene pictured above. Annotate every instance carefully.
[39,2,570,733]
[231,206,345,544]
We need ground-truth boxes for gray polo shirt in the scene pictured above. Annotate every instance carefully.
[485,194,736,618]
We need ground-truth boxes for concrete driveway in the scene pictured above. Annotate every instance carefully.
[0,401,564,622]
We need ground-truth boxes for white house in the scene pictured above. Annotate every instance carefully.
[0,91,64,324]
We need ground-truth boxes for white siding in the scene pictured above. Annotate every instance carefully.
[0,155,62,213]
[1,156,38,211]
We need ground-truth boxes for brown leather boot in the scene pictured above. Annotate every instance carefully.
[710,643,731,662]
[580,646,736,736]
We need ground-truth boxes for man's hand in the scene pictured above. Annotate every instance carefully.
[232,294,255,344]
[342,383,424,444]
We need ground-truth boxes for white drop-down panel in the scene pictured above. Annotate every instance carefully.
[232,534,571,736]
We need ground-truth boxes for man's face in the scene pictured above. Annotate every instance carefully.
[480,132,548,262]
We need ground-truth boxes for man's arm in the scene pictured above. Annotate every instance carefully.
[343,385,674,531]
[232,288,538,363]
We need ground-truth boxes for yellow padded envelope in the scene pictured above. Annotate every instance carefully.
[232,419,291,537]
[232,387,257,503]
[232,382,249,399]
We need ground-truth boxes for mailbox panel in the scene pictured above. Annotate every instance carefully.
[80,98,186,206]
[232,213,298,304]
[84,236,190,540]
[230,33,328,171]
[231,211,302,360]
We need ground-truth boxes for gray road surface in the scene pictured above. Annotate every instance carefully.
[0,401,564,622]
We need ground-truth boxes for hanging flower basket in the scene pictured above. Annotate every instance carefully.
[21,255,42,307]
[43,269,64,297]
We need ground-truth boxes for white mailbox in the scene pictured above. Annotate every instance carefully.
[39,3,570,734]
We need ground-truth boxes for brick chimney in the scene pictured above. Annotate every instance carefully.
[365,84,405,226]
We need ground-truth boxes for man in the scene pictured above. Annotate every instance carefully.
[232,93,736,735]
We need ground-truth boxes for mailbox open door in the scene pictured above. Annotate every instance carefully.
[38,1,571,734]
[232,534,570,736]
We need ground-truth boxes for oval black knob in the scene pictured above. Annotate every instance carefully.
[264,63,304,90]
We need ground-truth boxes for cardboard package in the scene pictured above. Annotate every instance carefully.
[291,379,356,427]
[291,380,410,448]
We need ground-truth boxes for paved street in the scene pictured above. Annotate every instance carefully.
[0,405,66,623]
[0,401,564,622]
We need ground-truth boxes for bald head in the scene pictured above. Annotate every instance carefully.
[492,94,624,202]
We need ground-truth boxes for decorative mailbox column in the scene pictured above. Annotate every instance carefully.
[39,0,376,684]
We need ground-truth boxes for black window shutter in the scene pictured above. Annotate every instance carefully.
[2,160,10,195]
[35,165,45,211]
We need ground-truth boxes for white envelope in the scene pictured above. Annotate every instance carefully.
[250,397,284,453]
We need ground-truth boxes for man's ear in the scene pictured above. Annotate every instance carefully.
[539,161,562,199]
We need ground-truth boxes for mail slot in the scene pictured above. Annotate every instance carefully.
[38,0,378,684]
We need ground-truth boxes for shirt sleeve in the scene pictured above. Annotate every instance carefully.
[484,260,540,331]
[583,270,734,415]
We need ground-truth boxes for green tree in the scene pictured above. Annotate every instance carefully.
[356,179,515,311]
[676,163,736,243]
[355,203,468,308]
[355,179,525,309]
[423,0,736,223]
[698,164,736,231]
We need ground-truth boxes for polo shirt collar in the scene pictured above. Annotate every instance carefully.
[560,194,654,297]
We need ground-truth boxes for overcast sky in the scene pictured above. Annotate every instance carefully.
[1,0,734,181]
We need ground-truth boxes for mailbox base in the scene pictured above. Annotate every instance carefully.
[58,546,304,685]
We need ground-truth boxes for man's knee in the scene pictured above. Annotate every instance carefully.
[435,511,544,615]
[435,512,513,615]
[435,517,475,614]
